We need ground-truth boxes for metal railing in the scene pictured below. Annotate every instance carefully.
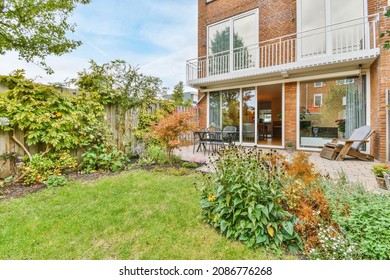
[187,14,379,83]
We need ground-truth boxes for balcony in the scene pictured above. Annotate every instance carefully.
[187,14,380,88]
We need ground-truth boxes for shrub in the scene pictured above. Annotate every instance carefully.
[80,122,129,173]
[198,146,302,252]
[371,163,390,177]
[19,152,77,184]
[323,174,390,260]
[81,146,128,173]
[282,152,333,253]
[149,109,197,164]
[145,144,169,165]
[45,175,69,188]
[182,162,198,169]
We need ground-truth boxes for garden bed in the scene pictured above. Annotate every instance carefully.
[0,159,204,202]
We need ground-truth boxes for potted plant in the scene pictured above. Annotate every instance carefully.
[335,118,345,138]
[285,141,294,153]
[371,164,390,190]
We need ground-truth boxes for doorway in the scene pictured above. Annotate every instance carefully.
[257,84,283,147]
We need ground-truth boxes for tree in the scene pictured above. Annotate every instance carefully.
[171,81,184,105]
[0,0,90,73]
[73,59,166,151]
[209,27,252,74]
[150,109,197,165]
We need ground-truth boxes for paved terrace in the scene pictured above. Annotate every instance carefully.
[175,145,388,193]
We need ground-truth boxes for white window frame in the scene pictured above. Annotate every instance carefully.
[207,9,259,74]
[314,82,323,88]
[313,93,323,107]
[296,0,368,60]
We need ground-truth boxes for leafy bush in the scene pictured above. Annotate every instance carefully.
[45,175,69,188]
[371,163,390,177]
[323,174,390,260]
[182,162,198,169]
[198,146,302,252]
[282,152,334,253]
[150,109,197,164]
[19,153,77,184]
[80,121,129,173]
[81,146,128,173]
[146,145,169,165]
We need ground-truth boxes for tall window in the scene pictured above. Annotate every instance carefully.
[299,0,365,58]
[299,76,366,148]
[208,10,258,75]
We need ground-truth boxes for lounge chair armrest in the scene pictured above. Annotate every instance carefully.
[345,139,369,143]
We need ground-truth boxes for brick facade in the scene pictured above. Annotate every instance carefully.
[196,0,390,161]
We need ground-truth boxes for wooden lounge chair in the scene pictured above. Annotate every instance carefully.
[320,125,375,161]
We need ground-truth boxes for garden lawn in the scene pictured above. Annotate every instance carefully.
[0,170,290,260]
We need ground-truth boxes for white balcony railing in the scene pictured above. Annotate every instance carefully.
[187,14,379,85]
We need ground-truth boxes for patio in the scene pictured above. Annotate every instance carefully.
[176,145,386,193]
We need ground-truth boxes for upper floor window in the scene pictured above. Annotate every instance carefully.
[208,9,258,75]
[299,0,366,58]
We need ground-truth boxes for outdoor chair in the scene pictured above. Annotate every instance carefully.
[211,126,237,151]
[320,125,375,161]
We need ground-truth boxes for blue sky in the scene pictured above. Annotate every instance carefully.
[0,0,198,92]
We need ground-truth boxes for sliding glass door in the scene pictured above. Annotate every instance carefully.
[299,76,366,148]
[208,85,283,147]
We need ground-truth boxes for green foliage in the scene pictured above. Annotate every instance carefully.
[134,100,176,140]
[0,72,106,151]
[19,153,77,185]
[198,146,302,252]
[153,167,191,176]
[182,162,198,169]
[45,175,69,188]
[323,174,390,260]
[308,224,359,260]
[79,122,129,173]
[171,81,185,105]
[73,60,164,107]
[381,10,390,50]
[144,145,169,165]
[0,0,90,73]
[0,72,79,149]
[371,163,390,177]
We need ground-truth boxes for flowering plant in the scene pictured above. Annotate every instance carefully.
[309,224,358,260]
[335,118,345,133]
[371,164,390,178]
[0,117,10,127]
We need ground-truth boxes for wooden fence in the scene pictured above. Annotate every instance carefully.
[0,104,196,178]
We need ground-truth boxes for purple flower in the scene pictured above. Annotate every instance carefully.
[0,117,10,126]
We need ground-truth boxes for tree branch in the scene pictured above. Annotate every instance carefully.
[10,132,32,160]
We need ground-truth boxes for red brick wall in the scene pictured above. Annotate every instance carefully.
[197,91,208,128]
[371,0,390,162]
[198,0,296,57]
[284,82,298,146]
[196,0,389,159]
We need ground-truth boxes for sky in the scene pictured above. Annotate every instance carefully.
[0,0,198,93]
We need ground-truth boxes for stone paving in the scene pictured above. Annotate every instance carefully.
[175,145,388,193]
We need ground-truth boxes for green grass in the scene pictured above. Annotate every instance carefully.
[0,170,291,260]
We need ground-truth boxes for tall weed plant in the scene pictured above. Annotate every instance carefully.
[198,146,302,252]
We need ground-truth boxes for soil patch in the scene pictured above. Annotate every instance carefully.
[0,160,203,202]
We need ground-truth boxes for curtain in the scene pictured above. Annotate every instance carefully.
[345,76,366,138]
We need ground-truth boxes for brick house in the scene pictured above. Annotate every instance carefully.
[187,0,390,162]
